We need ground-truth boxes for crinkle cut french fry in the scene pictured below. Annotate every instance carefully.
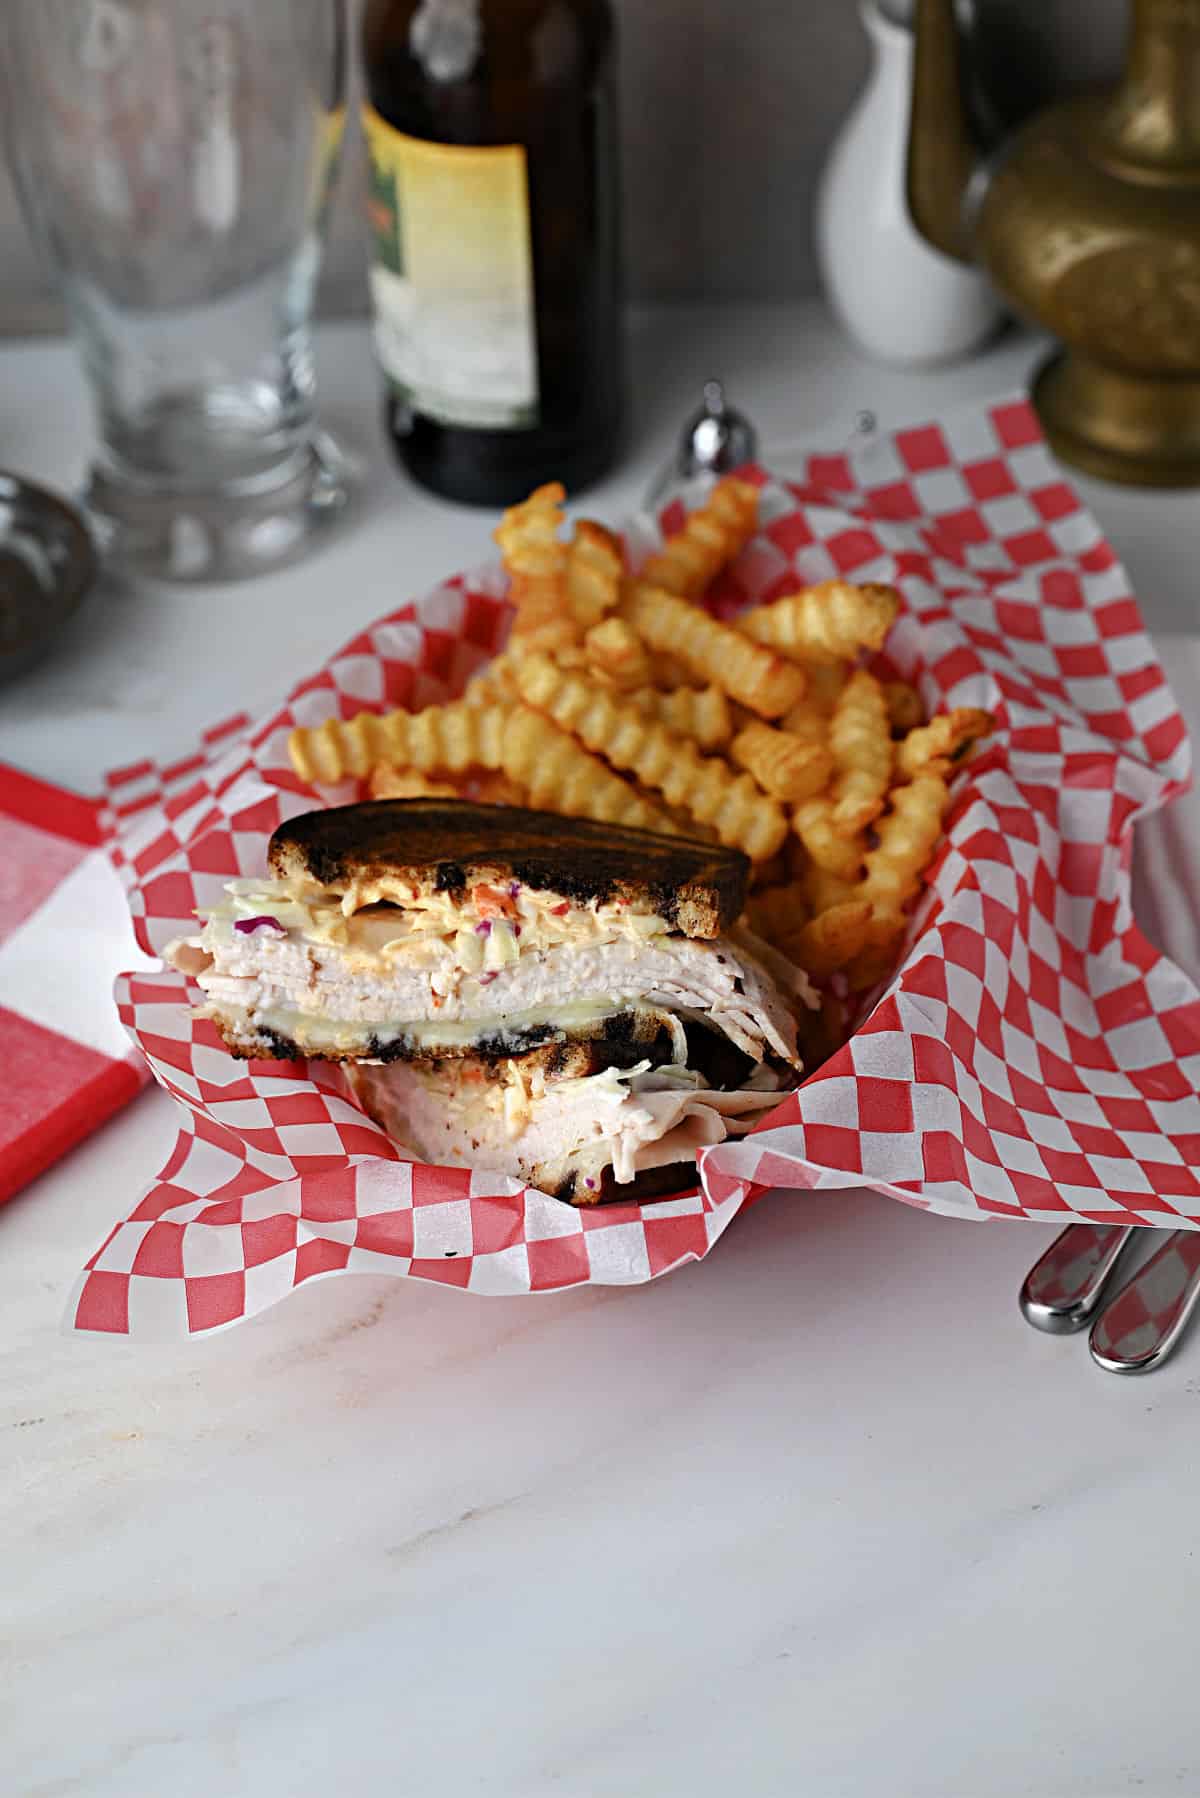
[779,700,831,745]
[653,652,700,691]
[802,862,862,916]
[494,482,566,629]
[639,476,759,597]
[802,661,849,717]
[501,705,677,834]
[794,900,876,979]
[895,707,993,780]
[828,670,892,835]
[656,800,721,844]
[289,698,512,785]
[510,635,590,676]
[584,616,654,690]
[469,770,530,806]
[862,773,950,909]
[775,662,847,739]
[509,584,570,632]
[738,581,899,663]
[730,719,835,803]
[625,683,733,750]
[842,906,908,993]
[290,691,651,833]
[745,882,809,956]
[494,483,565,571]
[509,615,583,656]
[624,582,806,720]
[514,652,788,860]
[366,765,462,801]
[462,654,520,706]
[884,680,925,735]
[791,796,867,879]
[565,519,623,628]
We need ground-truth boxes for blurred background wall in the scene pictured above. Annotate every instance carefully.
[0,0,1128,332]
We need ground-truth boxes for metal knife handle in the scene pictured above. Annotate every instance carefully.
[1019,1223,1137,1334]
[1090,1231,1200,1374]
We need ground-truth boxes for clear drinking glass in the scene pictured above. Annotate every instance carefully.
[3,0,354,582]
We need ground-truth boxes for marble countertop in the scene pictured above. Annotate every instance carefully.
[4,304,1200,1797]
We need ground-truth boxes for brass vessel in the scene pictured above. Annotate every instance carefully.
[908,0,1200,486]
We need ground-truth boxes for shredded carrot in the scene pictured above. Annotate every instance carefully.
[470,882,518,917]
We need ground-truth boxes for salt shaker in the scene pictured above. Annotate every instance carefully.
[644,379,758,509]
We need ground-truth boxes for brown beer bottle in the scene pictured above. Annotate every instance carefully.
[361,0,623,506]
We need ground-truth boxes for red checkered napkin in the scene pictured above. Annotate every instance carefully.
[69,396,1200,1339]
[0,764,150,1204]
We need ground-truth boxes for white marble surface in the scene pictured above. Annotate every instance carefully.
[4,304,1200,1797]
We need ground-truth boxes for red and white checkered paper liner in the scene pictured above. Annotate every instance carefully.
[70,396,1200,1337]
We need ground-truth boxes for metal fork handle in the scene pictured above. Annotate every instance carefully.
[1019,1222,1138,1334]
[1089,1230,1200,1374]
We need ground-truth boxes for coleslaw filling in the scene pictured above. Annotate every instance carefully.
[203,875,675,981]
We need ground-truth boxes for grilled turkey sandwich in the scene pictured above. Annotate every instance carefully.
[168,800,813,1203]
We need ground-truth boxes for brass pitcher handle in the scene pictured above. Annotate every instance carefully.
[907,0,979,263]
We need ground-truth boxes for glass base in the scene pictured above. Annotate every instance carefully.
[83,432,359,584]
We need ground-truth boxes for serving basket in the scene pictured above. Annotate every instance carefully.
[69,398,1200,1338]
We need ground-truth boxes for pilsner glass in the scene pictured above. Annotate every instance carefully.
[3,0,354,582]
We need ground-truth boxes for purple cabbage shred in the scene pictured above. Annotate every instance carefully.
[234,915,286,936]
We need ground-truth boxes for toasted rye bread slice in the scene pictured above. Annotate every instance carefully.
[268,798,750,939]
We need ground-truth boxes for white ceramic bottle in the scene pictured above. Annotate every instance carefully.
[816,0,1002,366]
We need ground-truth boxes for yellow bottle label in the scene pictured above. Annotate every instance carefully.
[363,106,539,431]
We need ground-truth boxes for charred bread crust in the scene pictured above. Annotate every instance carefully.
[211,1006,677,1068]
[267,799,749,939]
[214,1014,760,1101]
[414,1029,675,1084]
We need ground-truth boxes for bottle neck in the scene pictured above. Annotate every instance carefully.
[1102,0,1200,172]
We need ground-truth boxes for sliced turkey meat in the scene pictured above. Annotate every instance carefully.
[350,1059,786,1202]
[170,921,809,1069]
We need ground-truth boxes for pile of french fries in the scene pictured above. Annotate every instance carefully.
[288,477,992,1062]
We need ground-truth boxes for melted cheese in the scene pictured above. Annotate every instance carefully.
[241,996,628,1056]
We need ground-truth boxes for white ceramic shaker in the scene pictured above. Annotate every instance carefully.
[815,0,1002,366]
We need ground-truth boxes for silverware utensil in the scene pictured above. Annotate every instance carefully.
[1020,1223,1200,1374]
[643,379,758,511]
[1019,1222,1137,1334]
[1089,1231,1200,1374]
